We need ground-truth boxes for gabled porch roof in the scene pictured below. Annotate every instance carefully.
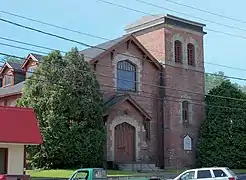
[104,93,151,119]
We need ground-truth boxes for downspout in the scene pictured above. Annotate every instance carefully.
[159,66,165,169]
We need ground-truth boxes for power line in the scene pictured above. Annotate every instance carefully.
[97,0,246,41]
[0,43,245,95]
[0,11,245,71]
[0,58,205,99]
[0,55,246,104]
[0,40,246,94]
[163,0,246,25]
[0,42,48,55]
[0,37,65,53]
[1,35,246,84]
[0,40,203,87]
[0,17,92,48]
[134,0,246,33]
[0,40,210,90]
[1,36,246,77]
[2,68,246,112]
[0,10,109,41]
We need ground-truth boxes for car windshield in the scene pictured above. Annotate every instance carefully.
[72,171,89,180]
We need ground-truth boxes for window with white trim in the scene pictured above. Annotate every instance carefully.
[3,75,12,86]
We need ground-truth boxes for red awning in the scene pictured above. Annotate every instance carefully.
[0,106,42,144]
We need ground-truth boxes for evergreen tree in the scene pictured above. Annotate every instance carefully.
[197,80,246,168]
[17,48,106,169]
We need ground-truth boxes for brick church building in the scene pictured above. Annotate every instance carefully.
[0,14,206,169]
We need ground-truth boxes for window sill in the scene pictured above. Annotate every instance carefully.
[116,89,139,95]
[2,84,12,88]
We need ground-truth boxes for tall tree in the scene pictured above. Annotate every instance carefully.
[17,48,106,169]
[197,80,246,168]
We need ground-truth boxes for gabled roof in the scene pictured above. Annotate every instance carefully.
[79,34,161,69]
[0,106,42,144]
[0,61,23,75]
[30,53,43,61]
[79,35,129,62]
[8,62,22,71]
[104,94,151,119]
[21,53,43,69]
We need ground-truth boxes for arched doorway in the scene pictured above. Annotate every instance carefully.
[114,122,136,163]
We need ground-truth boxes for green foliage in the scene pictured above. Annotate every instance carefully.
[17,48,106,169]
[197,80,246,168]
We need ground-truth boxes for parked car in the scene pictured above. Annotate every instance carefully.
[173,167,238,180]
[69,168,107,180]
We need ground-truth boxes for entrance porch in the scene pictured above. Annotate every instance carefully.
[104,94,152,165]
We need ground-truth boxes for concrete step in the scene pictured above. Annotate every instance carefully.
[118,163,161,172]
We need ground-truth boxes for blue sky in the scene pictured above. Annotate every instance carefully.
[0,0,246,84]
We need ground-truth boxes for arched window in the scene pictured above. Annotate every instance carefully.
[187,43,195,66]
[174,40,182,63]
[117,60,137,92]
[182,101,189,125]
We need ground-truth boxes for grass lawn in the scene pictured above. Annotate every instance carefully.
[233,169,246,174]
[27,169,246,178]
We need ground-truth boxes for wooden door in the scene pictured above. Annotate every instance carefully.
[115,122,135,163]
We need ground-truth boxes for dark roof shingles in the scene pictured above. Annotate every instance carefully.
[31,53,43,61]
[0,81,25,96]
[8,62,23,71]
[104,94,128,108]
[79,35,129,61]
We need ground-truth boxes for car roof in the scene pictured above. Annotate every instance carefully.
[187,167,228,171]
[76,168,104,172]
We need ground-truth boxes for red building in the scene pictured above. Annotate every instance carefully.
[0,106,42,174]
[0,14,206,169]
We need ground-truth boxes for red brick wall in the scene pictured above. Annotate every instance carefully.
[134,24,205,168]
[135,24,165,60]
[94,40,160,162]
